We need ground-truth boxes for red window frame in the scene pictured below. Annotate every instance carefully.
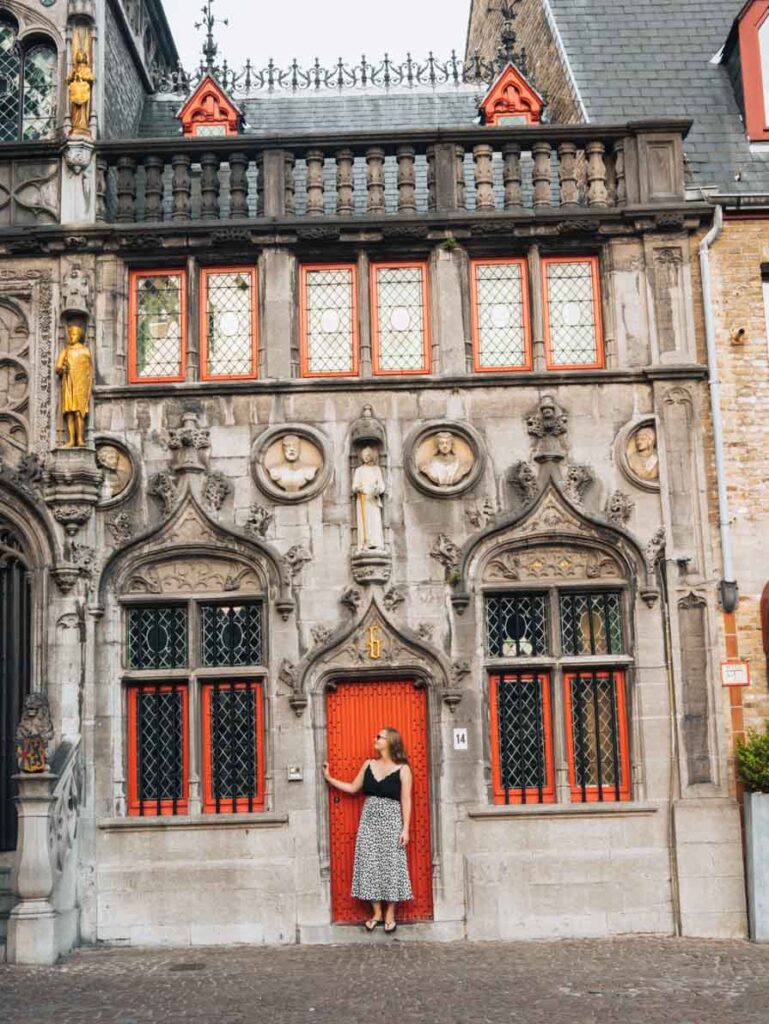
[739,0,769,141]
[199,266,259,381]
[563,669,631,803]
[469,257,533,372]
[299,263,360,378]
[128,268,188,384]
[201,680,265,814]
[370,260,431,376]
[541,255,604,371]
[489,672,556,805]
[127,683,189,817]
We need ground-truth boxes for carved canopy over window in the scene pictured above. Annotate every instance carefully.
[0,16,57,142]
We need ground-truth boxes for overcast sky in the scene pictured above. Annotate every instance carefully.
[161,0,472,69]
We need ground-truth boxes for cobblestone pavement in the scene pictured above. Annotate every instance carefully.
[2,937,769,1024]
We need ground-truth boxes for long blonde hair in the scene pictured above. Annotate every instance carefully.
[381,726,409,765]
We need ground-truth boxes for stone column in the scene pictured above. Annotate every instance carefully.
[6,773,58,965]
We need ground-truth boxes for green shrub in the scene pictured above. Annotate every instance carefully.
[736,721,769,793]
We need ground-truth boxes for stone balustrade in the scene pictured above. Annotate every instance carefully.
[94,120,689,225]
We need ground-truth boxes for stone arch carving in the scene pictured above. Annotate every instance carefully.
[0,478,60,570]
[451,480,654,612]
[96,493,294,616]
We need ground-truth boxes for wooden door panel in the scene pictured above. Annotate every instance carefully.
[326,680,433,922]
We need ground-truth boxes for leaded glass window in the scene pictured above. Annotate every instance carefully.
[372,264,428,373]
[485,593,549,658]
[21,43,56,140]
[131,272,185,381]
[559,591,623,656]
[201,603,263,667]
[0,20,21,142]
[543,258,602,367]
[134,685,186,812]
[472,260,529,370]
[205,682,261,812]
[202,269,256,379]
[495,673,551,802]
[301,266,357,375]
[127,605,188,670]
[568,671,627,801]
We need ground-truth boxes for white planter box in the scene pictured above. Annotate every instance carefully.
[745,791,769,943]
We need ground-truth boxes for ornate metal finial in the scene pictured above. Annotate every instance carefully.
[489,0,525,72]
[195,0,229,74]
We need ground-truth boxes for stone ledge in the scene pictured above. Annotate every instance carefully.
[98,813,289,833]
[467,802,659,821]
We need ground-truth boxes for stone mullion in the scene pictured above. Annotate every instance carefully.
[527,244,546,372]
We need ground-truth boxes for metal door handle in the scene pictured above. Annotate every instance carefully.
[333,795,340,804]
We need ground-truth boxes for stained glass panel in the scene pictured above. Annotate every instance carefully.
[22,43,56,141]
[560,591,623,656]
[545,260,600,367]
[0,21,21,142]
[302,267,356,375]
[496,674,548,795]
[474,261,528,369]
[127,605,188,670]
[373,265,427,372]
[569,672,623,797]
[133,273,185,380]
[136,688,185,805]
[201,603,263,667]
[209,684,259,807]
[485,593,549,657]
[204,270,255,378]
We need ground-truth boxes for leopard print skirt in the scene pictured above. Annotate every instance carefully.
[351,795,414,903]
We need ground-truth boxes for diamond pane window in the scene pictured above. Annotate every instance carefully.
[560,591,623,656]
[485,592,549,658]
[201,268,257,379]
[543,258,603,368]
[201,602,263,667]
[300,265,358,376]
[127,605,188,670]
[0,20,21,142]
[203,681,264,813]
[128,684,188,816]
[471,259,530,371]
[566,671,630,802]
[371,263,429,374]
[130,271,186,382]
[21,43,56,141]
[490,673,554,804]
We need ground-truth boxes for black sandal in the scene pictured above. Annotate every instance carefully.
[364,917,383,932]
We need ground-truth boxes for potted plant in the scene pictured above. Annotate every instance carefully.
[736,721,769,942]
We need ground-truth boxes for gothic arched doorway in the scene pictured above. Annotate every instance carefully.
[0,518,31,850]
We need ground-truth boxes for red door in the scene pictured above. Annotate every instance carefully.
[326,679,433,923]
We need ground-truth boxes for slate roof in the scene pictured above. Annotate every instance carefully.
[546,0,766,194]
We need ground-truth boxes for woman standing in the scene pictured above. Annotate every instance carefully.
[323,727,413,933]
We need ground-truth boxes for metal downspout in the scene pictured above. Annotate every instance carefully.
[699,205,738,612]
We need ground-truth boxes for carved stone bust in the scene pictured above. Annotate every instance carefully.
[253,425,331,503]
[96,439,135,506]
[266,434,321,494]
[626,424,659,483]
[417,431,474,488]
[405,421,484,497]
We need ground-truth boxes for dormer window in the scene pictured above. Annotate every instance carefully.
[177,74,242,137]
[480,63,545,127]
[737,0,769,141]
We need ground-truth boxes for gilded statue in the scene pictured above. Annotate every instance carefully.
[67,46,95,137]
[56,324,93,448]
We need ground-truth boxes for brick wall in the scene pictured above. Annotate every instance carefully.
[103,0,147,140]
[465,0,582,123]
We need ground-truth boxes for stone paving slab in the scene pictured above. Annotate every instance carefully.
[2,937,769,1024]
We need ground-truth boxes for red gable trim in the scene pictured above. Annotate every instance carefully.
[177,74,242,137]
[739,0,769,141]
[480,63,545,127]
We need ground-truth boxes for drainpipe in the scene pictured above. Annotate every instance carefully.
[699,204,739,613]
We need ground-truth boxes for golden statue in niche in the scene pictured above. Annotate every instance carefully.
[67,40,95,137]
[56,324,93,448]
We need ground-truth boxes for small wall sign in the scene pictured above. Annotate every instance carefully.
[453,728,468,751]
[721,659,750,687]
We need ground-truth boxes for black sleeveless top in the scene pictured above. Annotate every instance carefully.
[363,762,402,801]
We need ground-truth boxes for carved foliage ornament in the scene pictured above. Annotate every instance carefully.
[124,557,263,596]
[484,545,624,583]
[430,533,461,581]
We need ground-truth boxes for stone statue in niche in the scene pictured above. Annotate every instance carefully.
[417,430,474,488]
[526,393,568,463]
[265,434,322,494]
[352,446,385,551]
[96,443,133,502]
[61,265,92,316]
[55,324,93,448]
[67,39,95,137]
[15,693,54,774]
[626,424,659,482]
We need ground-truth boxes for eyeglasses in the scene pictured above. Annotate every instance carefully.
[374,733,387,741]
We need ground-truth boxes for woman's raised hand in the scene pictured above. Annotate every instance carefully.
[322,761,331,782]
